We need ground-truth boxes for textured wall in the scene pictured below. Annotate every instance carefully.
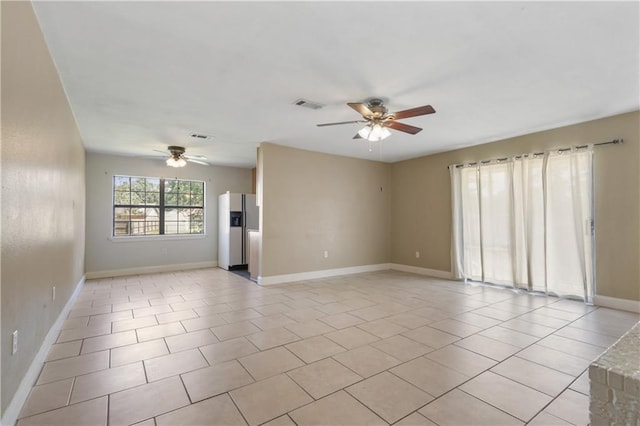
[391,111,640,301]
[1,2,86,414]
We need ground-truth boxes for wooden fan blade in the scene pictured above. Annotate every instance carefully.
[184,154,207,160]
[187,158,210,166]
[347,102,374,118]
[392,105,435,120]
[386,121,423,135]
[353,133,362,139]
[317,120,366,127]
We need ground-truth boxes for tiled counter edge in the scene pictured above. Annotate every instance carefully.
[589,321,640,425]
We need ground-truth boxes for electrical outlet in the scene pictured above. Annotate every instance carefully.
[415,251,420,258]
[12,330,18,355]
[52,286,56,301]
[323,250,329,259]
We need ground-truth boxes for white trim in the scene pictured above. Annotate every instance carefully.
[1,275,86,426]
[86,261,217,279]
[257,263,392,286]
[593,295,640,313]
[390,263,453,280]
[109,234,207,243]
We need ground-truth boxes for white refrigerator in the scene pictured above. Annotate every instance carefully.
[218,192,258,270]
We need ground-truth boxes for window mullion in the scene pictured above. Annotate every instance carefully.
[159,179,166,235]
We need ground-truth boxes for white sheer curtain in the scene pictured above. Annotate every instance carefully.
[450,147,594,302]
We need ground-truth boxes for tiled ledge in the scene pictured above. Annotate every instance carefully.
[589,321,640,425]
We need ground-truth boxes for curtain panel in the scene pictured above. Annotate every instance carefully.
[450,147,594,302]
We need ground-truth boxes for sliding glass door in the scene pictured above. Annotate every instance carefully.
[450,148,594,302]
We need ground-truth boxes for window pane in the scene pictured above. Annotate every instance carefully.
[114,222,130,235]
[191,221,204,234]
[131,207,145,219]
[146,178,160,192]
[165,208,177,221]
[165,180,178,193]
[179,181,191,193]
[114,191,130,205]
[144,208,159,220]
[114,207,130,220]
[131,191,145,205]
[177,193,191,206]
[114,176,130,191]
[131,177,146,191]
[190,209,203,222]
[178,208,190,221]
[192,193,203,207]
[191,181,204,194]
[165,222,178,234]
[130,223,145,235]
[146,192,160,206]
[144,221,160,235]
[165,193,177,206]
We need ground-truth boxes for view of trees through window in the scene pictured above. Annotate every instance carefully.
[113,176,204,236]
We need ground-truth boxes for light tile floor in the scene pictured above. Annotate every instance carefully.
[16,269,640,425]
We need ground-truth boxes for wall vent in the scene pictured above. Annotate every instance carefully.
[293,99,324,110]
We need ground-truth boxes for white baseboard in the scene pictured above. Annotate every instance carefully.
[85,261,217,280]
[593,295,640,313]
[390,263,453,280]
[1,275,86,426]
[257,263,392,286]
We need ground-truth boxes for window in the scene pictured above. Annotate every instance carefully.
[113,175,205,237]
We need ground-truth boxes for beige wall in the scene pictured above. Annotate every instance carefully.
[260,143,391,277]
[1,1,86,415]
[391,111,640,301]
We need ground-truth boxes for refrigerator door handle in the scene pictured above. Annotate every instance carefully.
[241,194,246,264]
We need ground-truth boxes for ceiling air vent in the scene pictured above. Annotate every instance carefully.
[293,98,324,110]
[190,133,212,140]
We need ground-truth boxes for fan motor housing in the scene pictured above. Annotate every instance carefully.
[168,146,185,156]
[366,98,388,116]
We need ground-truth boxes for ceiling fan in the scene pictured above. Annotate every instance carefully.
[317,98,436,141]
[153,146,210,167]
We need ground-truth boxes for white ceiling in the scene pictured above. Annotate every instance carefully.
[32,1,639,168]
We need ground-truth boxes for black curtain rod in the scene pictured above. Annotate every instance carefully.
[450,139,623,169]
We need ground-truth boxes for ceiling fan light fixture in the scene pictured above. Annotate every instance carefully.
[166,156,187,167]
[371,124,391,141]
[358,126,372,139]
[359,123,391,142]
